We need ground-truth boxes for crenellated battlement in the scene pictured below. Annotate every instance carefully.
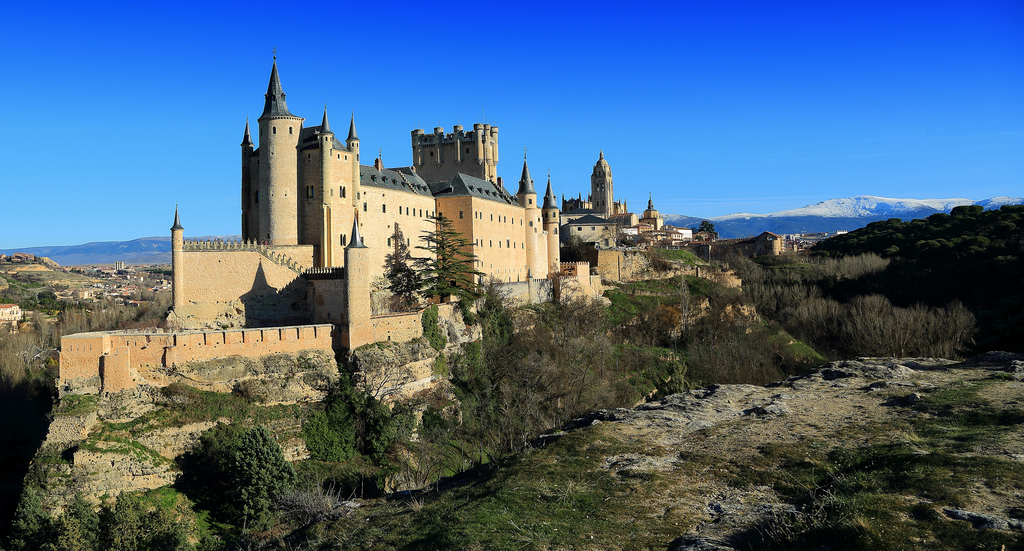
[183,238,307,274]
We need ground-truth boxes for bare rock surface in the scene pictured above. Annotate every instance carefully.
[565,354,1024,548]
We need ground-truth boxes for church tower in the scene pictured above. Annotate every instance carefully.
[256,59,304,245]
[591,150,613,218]
[640,193,664,230]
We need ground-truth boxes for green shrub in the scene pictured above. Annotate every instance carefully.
[421,305,446,350]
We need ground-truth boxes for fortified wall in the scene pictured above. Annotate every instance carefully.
[59,324,335,395]
[167,239,315,329]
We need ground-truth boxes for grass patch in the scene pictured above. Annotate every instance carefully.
[655,249,704,265]
[55,394,99,416]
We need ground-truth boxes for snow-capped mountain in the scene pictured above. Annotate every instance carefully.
[664,196,1023,239]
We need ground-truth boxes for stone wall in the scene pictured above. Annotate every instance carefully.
[172,247,313,328]
[502,278,554,306]
[593,249,651,282]
[371,311,424,343]
[59,325,335,394]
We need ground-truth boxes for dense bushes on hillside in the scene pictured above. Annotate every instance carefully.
[811,204,1024,351]
[731,253,977,359]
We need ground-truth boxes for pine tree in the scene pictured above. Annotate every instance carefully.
[383,223,421,311]
[415,214,482,303]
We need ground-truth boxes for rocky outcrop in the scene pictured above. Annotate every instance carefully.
[564,355,1024,548]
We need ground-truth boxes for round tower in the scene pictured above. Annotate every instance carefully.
[344,212,372,349]
[171,207,184,310]
[542,174,561,275]
[517,155,543,277]
[319,108,335,268]
[256,59,304,245]
[347,113,360,205]
[241,120,255,241]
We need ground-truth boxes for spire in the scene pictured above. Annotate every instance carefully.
[170,205,183,231]
[241,119,253,147]
[320,106,332,134]
[647,192,654,211]
[543,174,557,209]
[347,113,358,141]
[260,60,295,119]
[347,211,366,248]
[517,154,535,195]
[599,149,604,160]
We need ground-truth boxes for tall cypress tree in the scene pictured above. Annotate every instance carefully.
[415,214,482,303]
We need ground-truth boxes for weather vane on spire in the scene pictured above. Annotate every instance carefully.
[523,146,527,160]
[272,47,277,60]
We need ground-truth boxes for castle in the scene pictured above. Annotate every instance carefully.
[168,60,566,342]
[58,60,609,394]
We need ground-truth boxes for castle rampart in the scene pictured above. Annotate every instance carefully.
[59,325,335,394]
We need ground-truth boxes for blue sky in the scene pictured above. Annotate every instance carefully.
[1,0,1021,248]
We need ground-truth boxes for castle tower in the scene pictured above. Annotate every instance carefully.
[347,113,360,204]
[344,213,372,349]
[542,174,561,274]
[411,123,498,183]
[517,155,543,277]
[256,59,304,245]
[240,120,255,241]
[591,150,614,218]
[319,108,335,268]
[171,207,184,310]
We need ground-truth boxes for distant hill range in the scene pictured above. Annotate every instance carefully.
[664,196,1023,239]
[0,236,240,267]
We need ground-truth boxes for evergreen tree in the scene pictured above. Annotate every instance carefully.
[383,223,421,311]
[230,426,296,529]
[7,485,51,551]
[697,220,717,238]
[415,214,482,303]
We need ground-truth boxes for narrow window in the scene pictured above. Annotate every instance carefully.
[341,186,346,198]
[273,126,276,134]
[382,204,386,213]
[459,210,464,219]
[363,202,367,211]
[387,237,392,246]
[289,127,293,134]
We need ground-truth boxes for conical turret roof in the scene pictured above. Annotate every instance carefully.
[647,193,655,211]
[347,211,366,248]
[171,206,183,231]
[241,119,253,147]
[260,60,295,119]
[347,113,358,141]
[320,107,332,134]
[543,175,557,209]
[517,156,535,195]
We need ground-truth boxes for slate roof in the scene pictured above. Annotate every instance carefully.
[361,165,433,196]
[426,172,518,205]
[565,214,614,226]
[543,177,558,209]
[299,126,348,151]
[260,61,297,119]
[562,207,600,216]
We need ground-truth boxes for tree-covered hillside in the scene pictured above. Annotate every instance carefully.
[813,204,1024,352]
